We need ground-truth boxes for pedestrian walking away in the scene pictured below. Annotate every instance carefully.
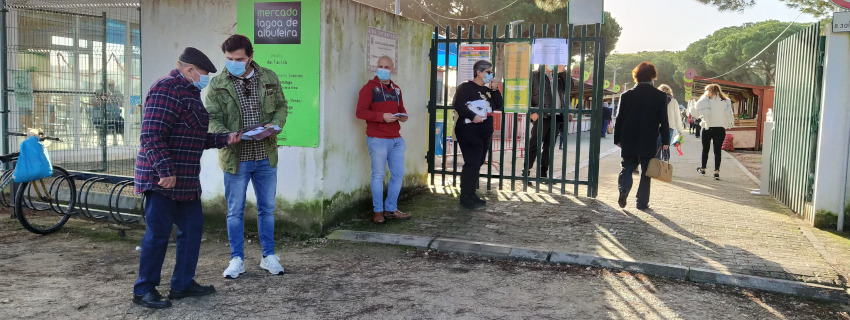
[355,55,412,224]
[452,60,503,209]
[692,84,735,180]
[613,61,670,210]
[656,84,684,162]
[205,34,289,279]
[602,101,613,139]
[132,47,241,309]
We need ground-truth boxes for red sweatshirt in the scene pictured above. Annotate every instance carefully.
[356,77,407,139]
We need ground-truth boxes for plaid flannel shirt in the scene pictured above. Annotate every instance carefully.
[134,69,230,201]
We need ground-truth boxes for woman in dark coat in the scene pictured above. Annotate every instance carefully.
[612,62,670,210]
[451,60,503,209]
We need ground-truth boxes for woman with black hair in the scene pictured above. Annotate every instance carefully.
[451,60,503,209]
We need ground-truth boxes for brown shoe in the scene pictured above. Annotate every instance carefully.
[372,212,385,224]
[383,210,411,220]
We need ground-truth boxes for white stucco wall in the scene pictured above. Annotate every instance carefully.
[320,0,431,209]
[813,28,850,220]
[141,0,324,206]
[141,0,430,231]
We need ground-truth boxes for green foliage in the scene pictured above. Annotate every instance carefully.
[779,0,843,19]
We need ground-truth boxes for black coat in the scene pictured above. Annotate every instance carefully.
[530,70,568,122]
[613,83,670,158]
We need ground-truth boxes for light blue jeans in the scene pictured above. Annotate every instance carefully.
[367,137,406,213]
[223,158,277,260]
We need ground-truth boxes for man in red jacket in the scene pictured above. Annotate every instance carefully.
[356,56,411,224]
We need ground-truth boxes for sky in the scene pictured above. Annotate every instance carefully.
[605,0,820,53]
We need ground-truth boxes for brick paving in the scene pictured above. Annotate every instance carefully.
[340,133,850,287]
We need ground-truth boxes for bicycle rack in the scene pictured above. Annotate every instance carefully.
[70,171,145,226]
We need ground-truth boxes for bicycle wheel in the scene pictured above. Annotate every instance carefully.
[16,166,76,235]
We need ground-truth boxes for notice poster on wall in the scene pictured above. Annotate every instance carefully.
[238,0,320,147]
[503,43,530,113]
[366,27,398,73]
[457,44,491,84]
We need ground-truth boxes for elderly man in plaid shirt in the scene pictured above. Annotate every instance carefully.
[132,47,240,309]
[206,35,288,279]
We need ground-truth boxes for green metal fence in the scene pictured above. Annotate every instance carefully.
[427,24,606,197]
[769,22,824,220]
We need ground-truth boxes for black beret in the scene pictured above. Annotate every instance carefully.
[179,47,217,73]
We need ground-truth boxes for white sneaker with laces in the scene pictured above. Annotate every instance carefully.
[223,257,245,279]
[260,254,285,275]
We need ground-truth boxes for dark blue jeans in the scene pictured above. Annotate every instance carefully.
[133,191,204,295]
[602,119,610,137]
[618,156,652,208]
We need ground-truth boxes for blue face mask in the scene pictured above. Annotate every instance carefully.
[226,60,247,76]
[376,68,391,81]
[191,69,210,90]
[483,73,494,84]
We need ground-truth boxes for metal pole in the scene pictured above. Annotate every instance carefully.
[0,0,8,161]
[101,12,107,171]
[395,0,400,15]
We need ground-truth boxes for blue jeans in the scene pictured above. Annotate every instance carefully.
[134,191,204,295]
[656,128,675,161]
[618,156,652,208]
[367,137,406,213]
[224,158,277,260]
[602,119,611,137]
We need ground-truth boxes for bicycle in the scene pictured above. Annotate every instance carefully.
[1,131,77,234]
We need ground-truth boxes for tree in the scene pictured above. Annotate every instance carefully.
[357,0,622,55]
[779,0,842,19]
[677,20,809,86]
[604,51,683,103]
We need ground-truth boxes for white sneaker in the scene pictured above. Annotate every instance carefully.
[260,254,285,275]
[223,257,246,279]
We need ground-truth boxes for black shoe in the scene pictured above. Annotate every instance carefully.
[168,280,216,300]
[471,194,486,206]
[617,194,627,208]
[133,289,172,309]
[696,167,705,175]
[636,205,650,211]
[714,171,720,180]
[460,195,477,209]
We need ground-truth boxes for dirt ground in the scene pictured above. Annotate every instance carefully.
[729,150,762,179]
[1,217,848,320]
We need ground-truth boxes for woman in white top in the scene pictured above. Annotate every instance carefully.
[693,84,735,180]
[656,84,684,161]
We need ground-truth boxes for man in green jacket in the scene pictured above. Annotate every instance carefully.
[205,34,287,279]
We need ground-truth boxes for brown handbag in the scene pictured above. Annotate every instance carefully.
[645,151,673,183]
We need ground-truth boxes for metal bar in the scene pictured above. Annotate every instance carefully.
[486,24,496,191]
[1,0,9,165]
[499,23,508,191]
[574,25,587,196]
[10,6,103,18]
[100,12,108,171]
[428,27,438,186]
[561,25,573,195]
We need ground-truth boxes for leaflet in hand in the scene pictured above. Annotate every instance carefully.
[464,99,492,124]
[241,125,282,140]
[393,113,408,117]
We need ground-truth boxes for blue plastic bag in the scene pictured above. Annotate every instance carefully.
[13,136,52,183]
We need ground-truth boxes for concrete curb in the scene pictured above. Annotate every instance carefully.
[327,230,849,303]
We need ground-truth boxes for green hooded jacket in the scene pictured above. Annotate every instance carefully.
[205,63,288,174]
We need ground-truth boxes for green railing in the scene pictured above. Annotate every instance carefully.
[769,22,824,220]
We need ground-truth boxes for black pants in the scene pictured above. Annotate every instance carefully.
[526,119,560,176]
[701,127,726,171]
[694,120,702,138]
[456,122,491,197]
[618,156,652,207]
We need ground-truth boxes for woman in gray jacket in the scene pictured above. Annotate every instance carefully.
[693,84,735,180]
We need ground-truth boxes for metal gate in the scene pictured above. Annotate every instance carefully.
[427,24,606,197]
[1,0,142,176]
[769,22,824,220]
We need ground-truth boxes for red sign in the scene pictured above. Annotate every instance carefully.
[833,0,850,9]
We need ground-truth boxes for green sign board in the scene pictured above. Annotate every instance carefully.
[238,0,320,147]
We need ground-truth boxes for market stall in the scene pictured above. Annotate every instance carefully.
[692,77,774,150]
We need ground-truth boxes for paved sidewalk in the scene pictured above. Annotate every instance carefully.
[339,133,850,287]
